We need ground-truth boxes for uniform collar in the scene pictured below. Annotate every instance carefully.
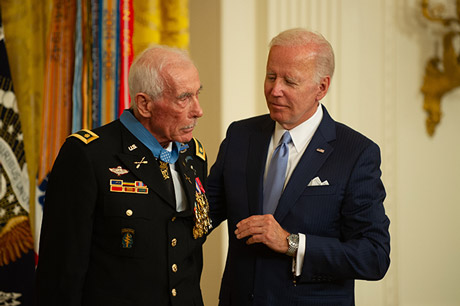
[120,109,180,163]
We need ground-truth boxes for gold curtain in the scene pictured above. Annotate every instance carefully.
[0,0,53,237]
[133,0,189,56]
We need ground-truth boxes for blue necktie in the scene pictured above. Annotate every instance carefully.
[263,131,291,215]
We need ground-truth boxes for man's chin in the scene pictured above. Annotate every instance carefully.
[174,132,194,144]
[269,112,285,123]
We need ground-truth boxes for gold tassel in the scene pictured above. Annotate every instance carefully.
[0,216,34,266]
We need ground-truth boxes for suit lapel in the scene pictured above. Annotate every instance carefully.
[116,126,176,209]
[274,106,337,223]
[247,117,274,215]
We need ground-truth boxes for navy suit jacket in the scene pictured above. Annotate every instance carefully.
[207,106,390,306]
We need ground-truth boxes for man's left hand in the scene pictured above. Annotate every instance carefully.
[235,214,289,254]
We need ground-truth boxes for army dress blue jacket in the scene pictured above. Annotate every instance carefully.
[36,119,208,306]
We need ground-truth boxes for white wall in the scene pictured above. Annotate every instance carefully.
[190,0,460,305]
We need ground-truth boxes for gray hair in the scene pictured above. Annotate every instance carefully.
[128,45,192,107]
[269,28,335,83]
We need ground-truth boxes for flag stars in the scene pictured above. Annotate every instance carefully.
[7,194,14,203]
[0,208,5,217]
[13,205,21,215]
[7,124,14,134]
[17,133,23,142]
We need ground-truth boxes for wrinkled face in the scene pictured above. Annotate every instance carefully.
[264,45,329,130]
[148,62,203,144]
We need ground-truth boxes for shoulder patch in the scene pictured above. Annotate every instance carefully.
[68,129,99,144]
[193,137,206,161]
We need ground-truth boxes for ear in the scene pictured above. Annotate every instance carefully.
[316,76,331,101]
[135,93,152,118]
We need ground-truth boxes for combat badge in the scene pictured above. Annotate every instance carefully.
[193,177,212,239]
[121,228,135,248]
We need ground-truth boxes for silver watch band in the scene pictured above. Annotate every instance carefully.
[286,233,299,257]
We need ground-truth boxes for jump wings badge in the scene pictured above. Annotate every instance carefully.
[193,177,212,239]
[109,166,129,176]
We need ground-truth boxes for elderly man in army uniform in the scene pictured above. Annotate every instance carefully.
[36,46,211,306]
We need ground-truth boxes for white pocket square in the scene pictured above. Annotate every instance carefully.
[307,176,329,186]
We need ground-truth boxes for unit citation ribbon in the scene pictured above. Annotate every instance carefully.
[193,177,212,239]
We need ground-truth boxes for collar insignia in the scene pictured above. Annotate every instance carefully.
[179,143,189,153]
[134,156,148,168]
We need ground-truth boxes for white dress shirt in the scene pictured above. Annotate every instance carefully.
[164,142,188,212]
[264,103,323,276]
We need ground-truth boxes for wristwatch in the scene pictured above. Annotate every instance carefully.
[286,233,299,257]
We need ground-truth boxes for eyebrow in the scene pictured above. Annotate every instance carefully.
[176,85,203,100]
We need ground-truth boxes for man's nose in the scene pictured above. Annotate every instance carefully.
[191,95,203,118]
[270,79,284,97]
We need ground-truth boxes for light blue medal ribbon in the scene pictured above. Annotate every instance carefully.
[120,110,180,163]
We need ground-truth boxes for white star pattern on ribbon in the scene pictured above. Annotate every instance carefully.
[160,150,171,163]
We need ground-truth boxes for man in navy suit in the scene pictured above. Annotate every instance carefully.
[207,28,390,305]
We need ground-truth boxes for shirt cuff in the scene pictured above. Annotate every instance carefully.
[292,233,306,276]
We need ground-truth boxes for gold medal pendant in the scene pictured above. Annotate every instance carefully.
[193,177,212,239]
[159,160,170,180]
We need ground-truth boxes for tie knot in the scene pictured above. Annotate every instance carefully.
[279,131,291,146]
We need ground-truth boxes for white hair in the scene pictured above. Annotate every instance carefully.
[269,28,335,82]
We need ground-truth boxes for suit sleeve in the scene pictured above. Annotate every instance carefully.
[207,124,234,230]
[299,142,390,282]
[36,139,97,306]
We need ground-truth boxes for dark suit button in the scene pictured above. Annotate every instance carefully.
[248,293,254,300]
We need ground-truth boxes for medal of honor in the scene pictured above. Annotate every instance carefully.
[193,177,212,239]
[159,160,170,180]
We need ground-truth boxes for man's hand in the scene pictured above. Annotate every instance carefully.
[235,214,289,254]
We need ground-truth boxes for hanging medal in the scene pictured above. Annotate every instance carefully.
[193,177,213,239]
[159,160,170,180]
